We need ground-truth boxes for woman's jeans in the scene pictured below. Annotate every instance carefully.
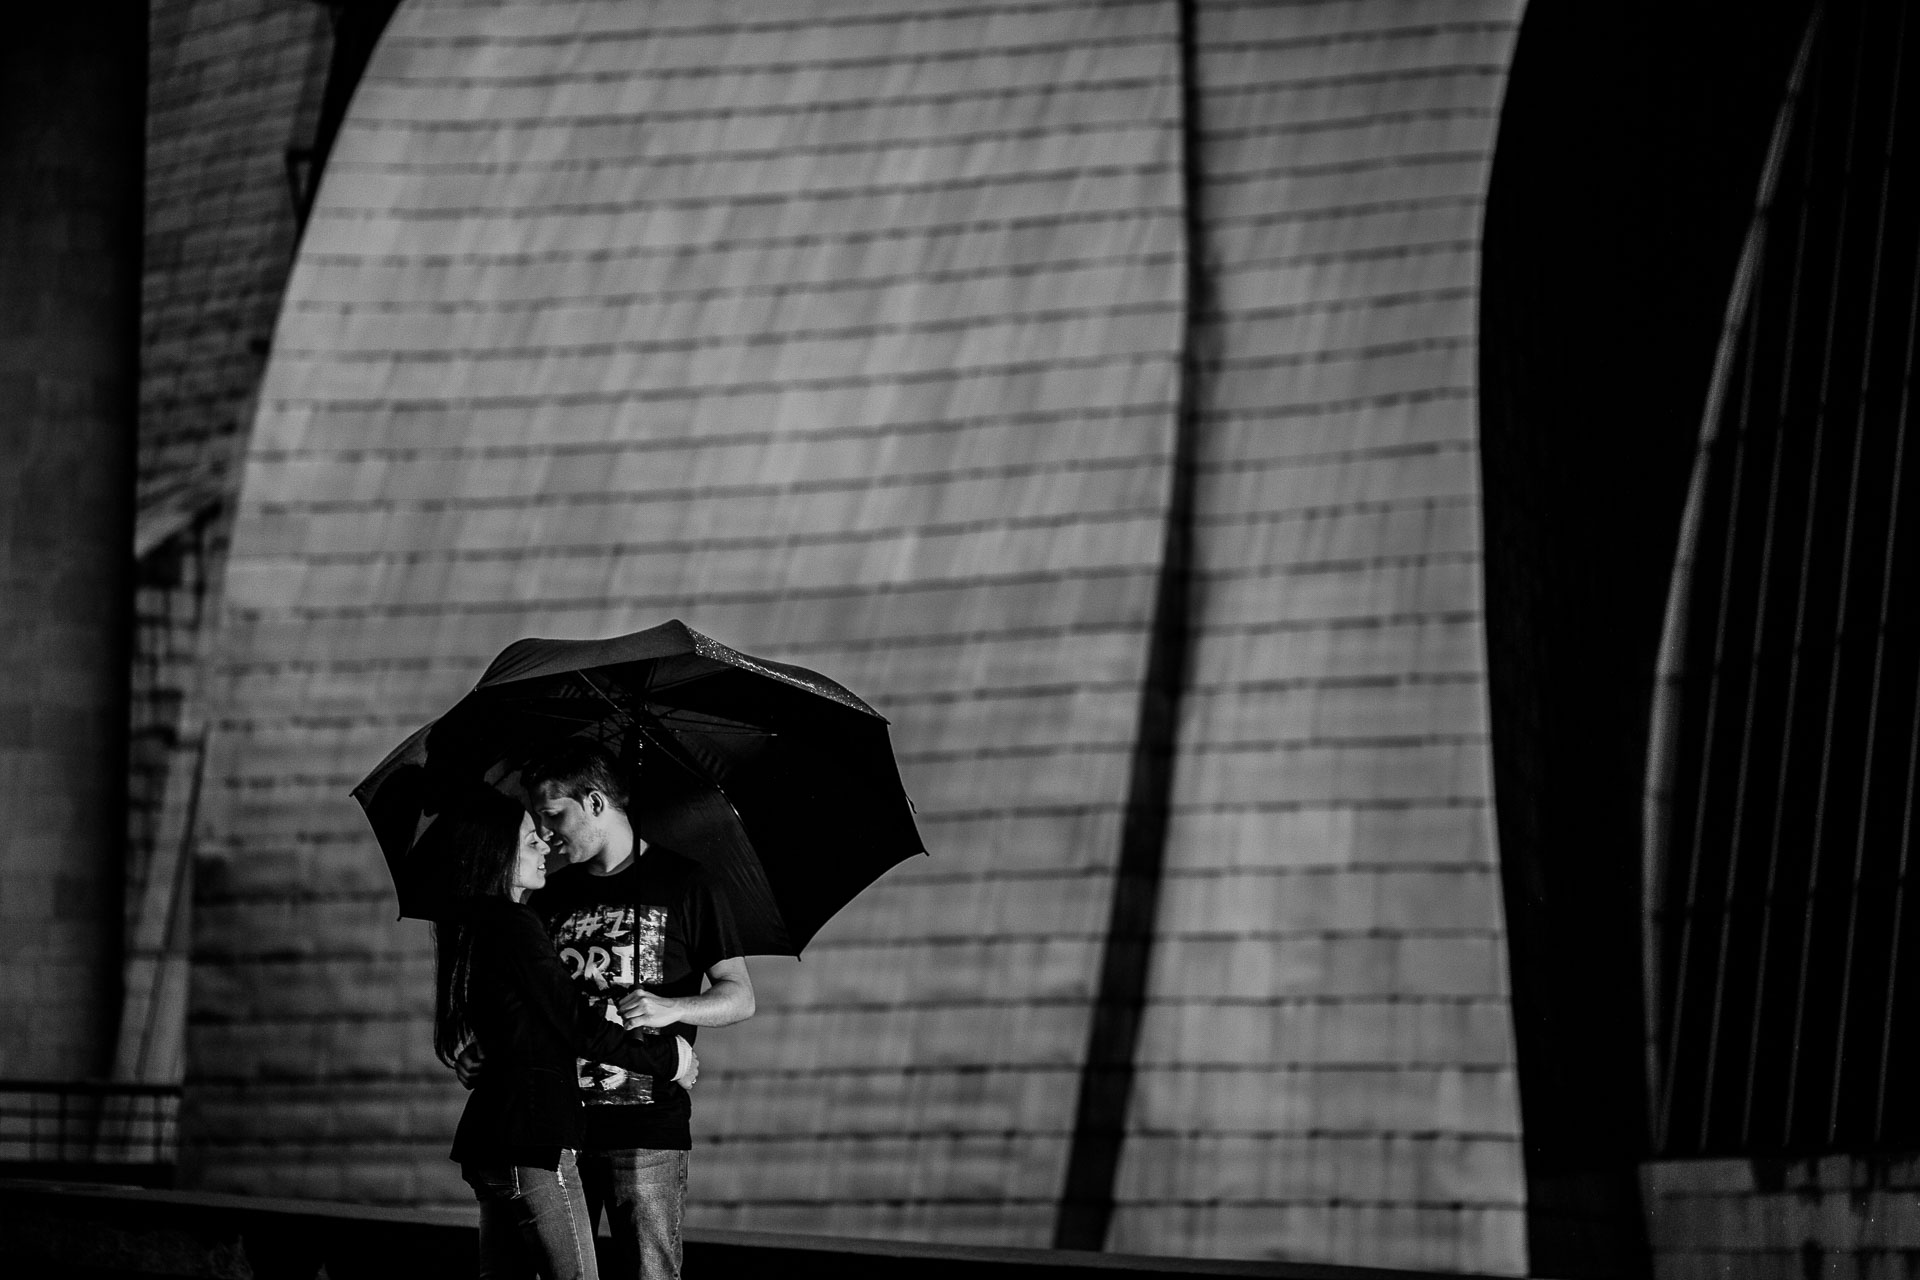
[464,1149,599,1280]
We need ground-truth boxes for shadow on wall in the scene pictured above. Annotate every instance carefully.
[0,7,144,1084]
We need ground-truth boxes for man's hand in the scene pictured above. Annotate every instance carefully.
[672,1037,699,1090]
[618,990,682,1029]
[617,958,756,1030]
[454,1041,486,1091]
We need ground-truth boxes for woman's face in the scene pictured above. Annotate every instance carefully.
[509,811,550,901]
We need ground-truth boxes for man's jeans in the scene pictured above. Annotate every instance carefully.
[464,1149,600,1280]
[578,1148,688,1280]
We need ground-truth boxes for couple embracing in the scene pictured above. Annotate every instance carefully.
[431,738,752,1279]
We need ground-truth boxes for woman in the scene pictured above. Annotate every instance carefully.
[433,787,689,1280]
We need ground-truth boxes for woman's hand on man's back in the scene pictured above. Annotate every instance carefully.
[454,1040,486,1090]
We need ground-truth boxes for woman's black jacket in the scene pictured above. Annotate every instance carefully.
[449,897,680,1168]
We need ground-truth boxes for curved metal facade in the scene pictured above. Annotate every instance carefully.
[192,0,1187,1224]
[1107,2,1525,1269]
[185,0,1528,1268]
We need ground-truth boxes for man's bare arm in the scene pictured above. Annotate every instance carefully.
[454,1036,700,1088]
[617,956,755,1029]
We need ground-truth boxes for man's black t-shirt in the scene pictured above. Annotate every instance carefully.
[534,845,744,1152]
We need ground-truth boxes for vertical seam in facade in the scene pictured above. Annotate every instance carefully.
[1051,0,1206,1251]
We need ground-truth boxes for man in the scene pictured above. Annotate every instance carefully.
[463,739,753,1279]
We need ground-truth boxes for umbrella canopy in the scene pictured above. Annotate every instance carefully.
[352,619,924,954]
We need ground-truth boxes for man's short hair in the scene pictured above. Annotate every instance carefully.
[525,737,631,812]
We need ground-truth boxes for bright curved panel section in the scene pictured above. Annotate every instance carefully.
[188,0,1185,1234]
[1106,1,1529,1271]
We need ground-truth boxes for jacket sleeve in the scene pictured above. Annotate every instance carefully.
[494,908,683,1077]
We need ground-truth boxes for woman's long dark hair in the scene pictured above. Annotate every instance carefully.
[431,786,527,1067]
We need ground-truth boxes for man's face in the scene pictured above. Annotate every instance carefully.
[532,784,606,867]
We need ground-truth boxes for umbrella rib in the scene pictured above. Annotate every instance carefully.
[651,714,772,737]
[492,707,612,724]
[575,670,635,722]
[635,668,727,697]
[626,715,747,814]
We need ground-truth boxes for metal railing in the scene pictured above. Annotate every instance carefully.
[0,1080,180,1178]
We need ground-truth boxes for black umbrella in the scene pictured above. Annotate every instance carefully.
[352,619,924,954]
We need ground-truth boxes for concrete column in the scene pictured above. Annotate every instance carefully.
[0,10,145,1081]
